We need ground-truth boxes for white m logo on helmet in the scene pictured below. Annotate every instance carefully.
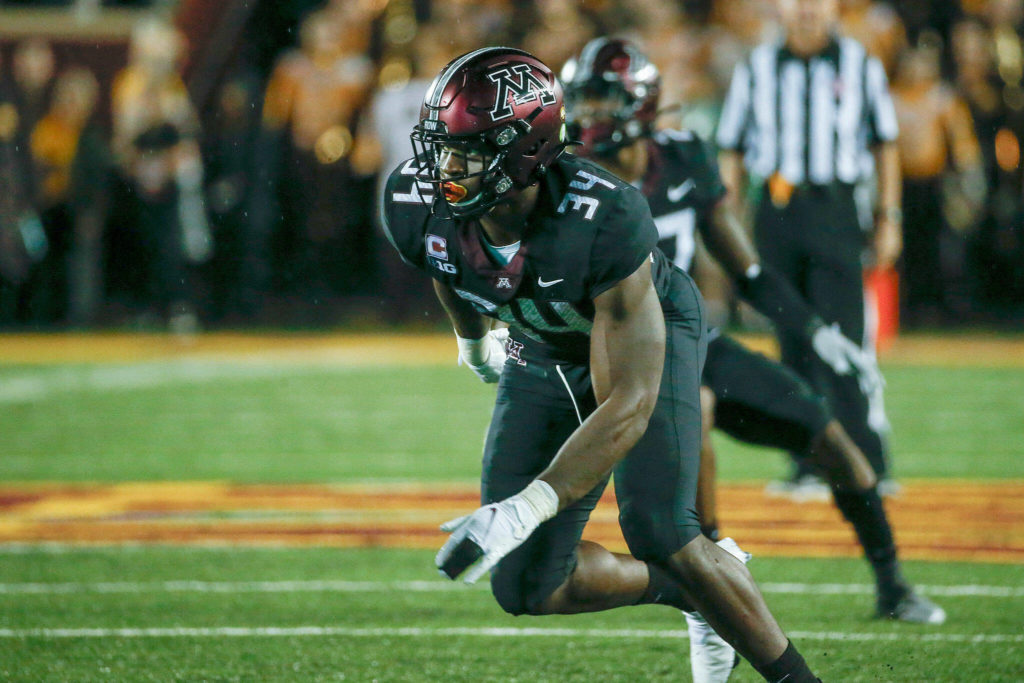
[488,64,556,121]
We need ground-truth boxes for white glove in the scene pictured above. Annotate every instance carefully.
[436,479,558,584]
[811,323,884,395]
[456,328,509,383]
[849,348,885,396]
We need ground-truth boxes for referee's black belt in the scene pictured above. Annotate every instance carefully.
[780,181,855,200]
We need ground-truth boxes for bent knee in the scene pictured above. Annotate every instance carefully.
[621,511,701,563]
[491,581,530,616]
[490,569,563,616]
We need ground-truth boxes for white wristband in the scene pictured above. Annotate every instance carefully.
[456,332,489,367]
[513,479,559,523]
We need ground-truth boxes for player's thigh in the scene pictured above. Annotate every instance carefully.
[703,334,831,453]
[615,312,705,562]
[482,363,596,500]
[483,365,605,614]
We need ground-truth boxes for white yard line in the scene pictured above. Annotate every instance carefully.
[0,542,301,554]
[0,361,338,404]
[760,582,1024,598]
[0,579,1019,598]
[0,625,1019,642]
[0,580,470,594]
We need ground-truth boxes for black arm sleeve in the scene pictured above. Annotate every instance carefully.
[687,137,727,211]
[737,266,823,338]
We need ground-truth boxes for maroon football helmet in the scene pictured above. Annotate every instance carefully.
[561,37,661,158]
[410,47,567,218]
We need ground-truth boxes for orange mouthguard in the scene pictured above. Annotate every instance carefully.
[442,182,469,203]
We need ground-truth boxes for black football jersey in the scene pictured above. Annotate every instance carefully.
[382,153,676,364]
[637,129,726,272]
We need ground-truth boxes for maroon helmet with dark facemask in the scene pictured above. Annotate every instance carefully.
[410,47,567,218]
[561,37,660,158]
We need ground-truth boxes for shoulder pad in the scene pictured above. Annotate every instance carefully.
[385,158,435,209]
[381,159,435,267]
[553,154,628,188]
[548,156,632,224]
[586,182,659,299]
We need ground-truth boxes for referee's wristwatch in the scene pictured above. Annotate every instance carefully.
[881,206,903,223]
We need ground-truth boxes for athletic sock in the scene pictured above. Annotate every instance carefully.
[638,561,691,611]
[831,485,908,602]
[753,640,819,682]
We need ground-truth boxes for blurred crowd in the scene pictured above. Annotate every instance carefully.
[1,0,1023,332]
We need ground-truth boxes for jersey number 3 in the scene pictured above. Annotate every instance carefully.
[557,170,616,220]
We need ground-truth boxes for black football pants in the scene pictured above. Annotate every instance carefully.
[702,332,831,454]
[481,269,707,615]
[753,186,889,477]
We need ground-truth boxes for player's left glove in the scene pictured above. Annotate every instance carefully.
[436,479,559,584]
[456,328,509,383]
[811,323,884,395]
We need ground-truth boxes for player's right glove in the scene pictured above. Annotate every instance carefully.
[811,323,884,394]
[848,347,885,396]
[456,328,509,383]
[436,479,558,584]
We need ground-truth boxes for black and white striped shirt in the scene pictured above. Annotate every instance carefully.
[716,36,898,185]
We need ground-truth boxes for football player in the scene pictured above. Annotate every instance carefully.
[561,35,945,677]
[382,47,821,683]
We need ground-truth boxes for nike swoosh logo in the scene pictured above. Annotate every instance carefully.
[537,277,564,288]
[667,178,695,203]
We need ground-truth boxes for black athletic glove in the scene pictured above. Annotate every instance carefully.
[736,264,822,338]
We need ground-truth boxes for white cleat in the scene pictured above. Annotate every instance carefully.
[714,537,752,565]
[764,474,832,503]
[879,590,947,625]
[683,538,751,683]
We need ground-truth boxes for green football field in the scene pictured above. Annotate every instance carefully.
[1,334,1022,681]
[1,547,1022,681]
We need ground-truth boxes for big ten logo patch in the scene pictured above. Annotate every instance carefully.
[505,337,527,366]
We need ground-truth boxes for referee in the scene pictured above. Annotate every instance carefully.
[716,0,902,484]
